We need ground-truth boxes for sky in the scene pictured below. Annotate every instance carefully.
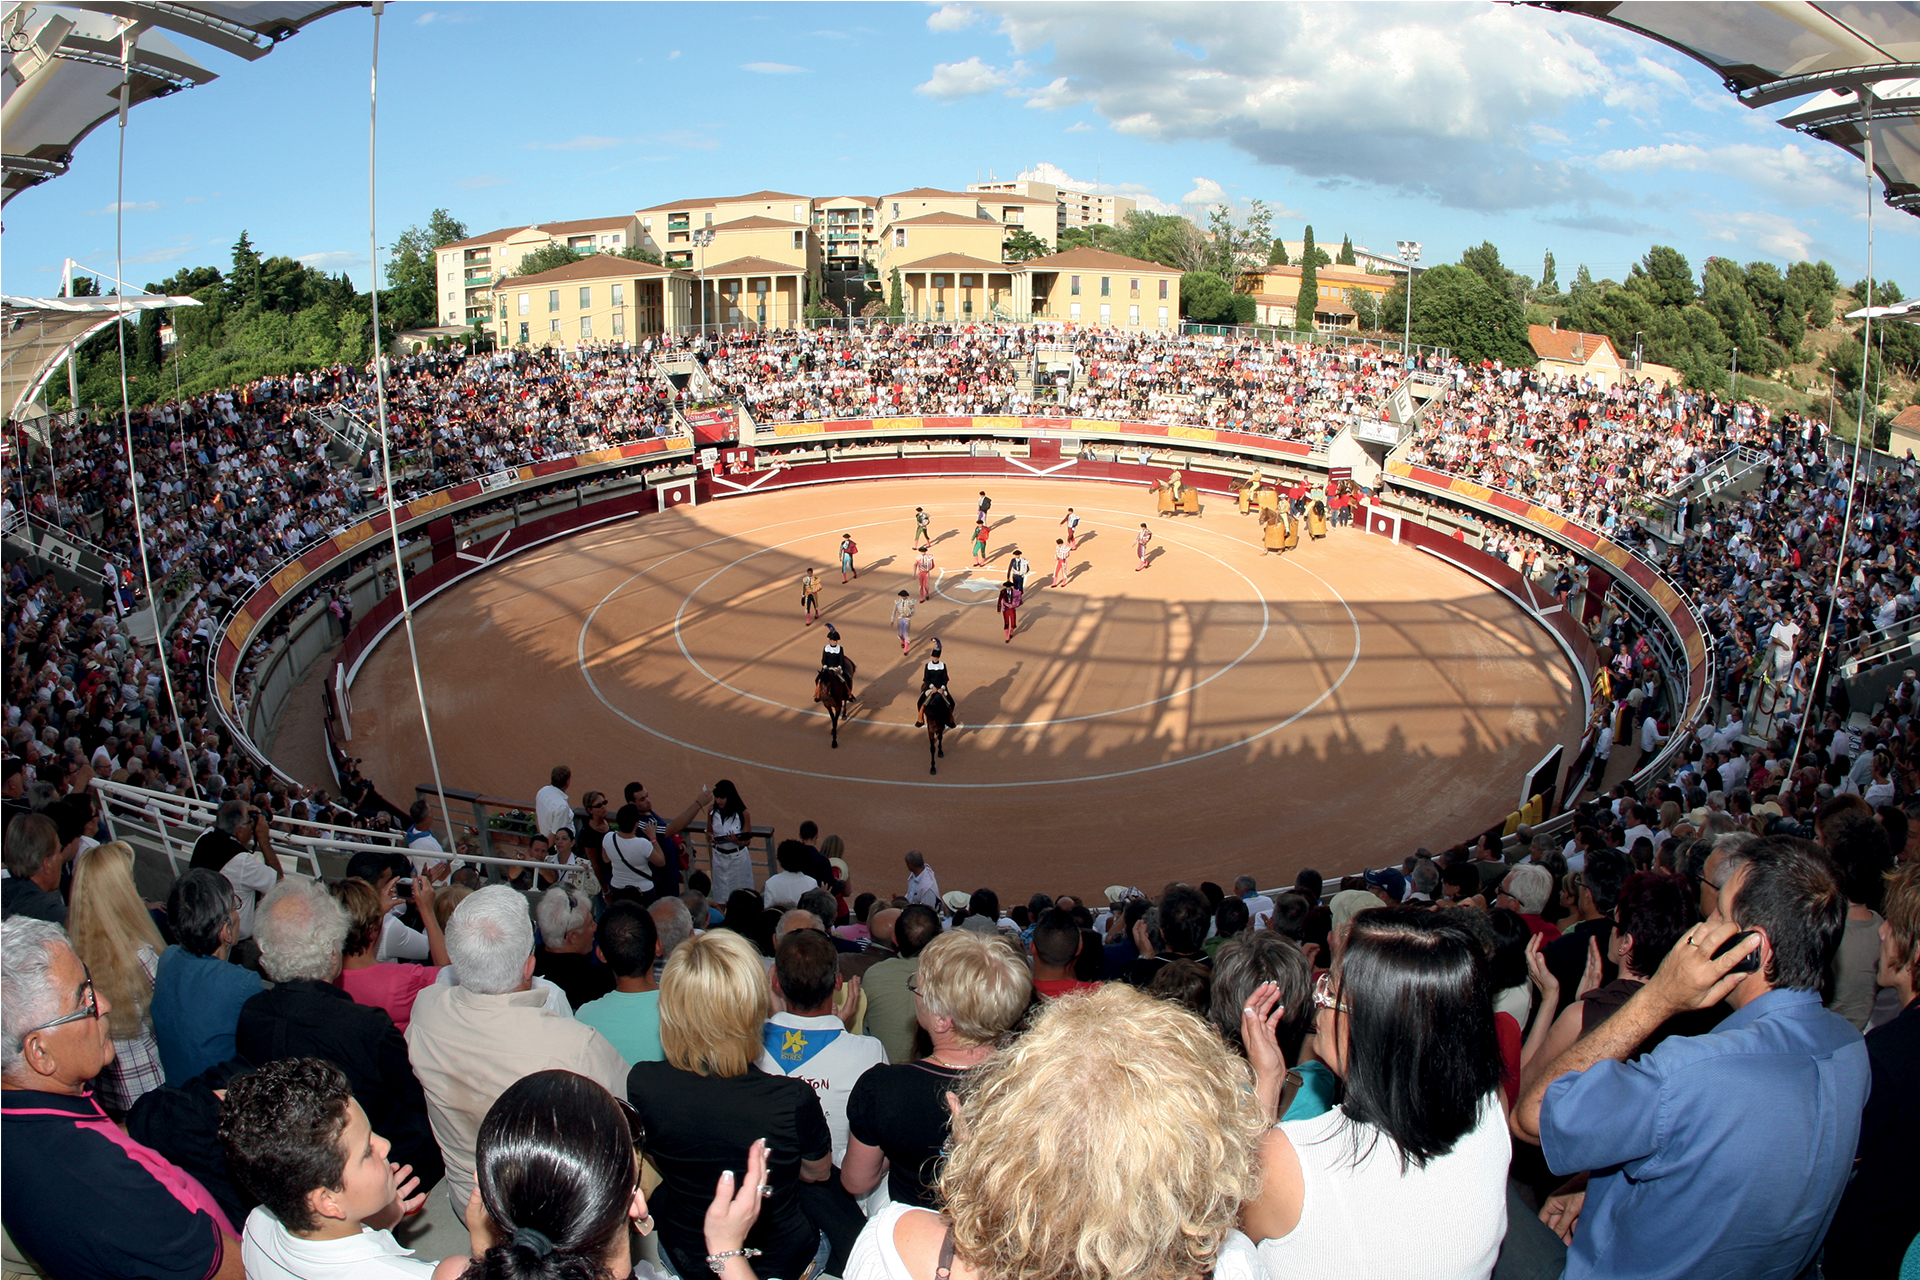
[5,0,1917,298]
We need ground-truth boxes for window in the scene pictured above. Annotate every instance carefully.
[550,318,560,333]
[756,304,766,324]
[891,202,900,217]
[446,311,457,323]
[1158,306,1168,326]
[935,298,945,316]
[579,286,592,308]
[1099,303,1111,324]
[963,298,974,316]
[933,275,949,289]
[1100,277,1110,297]
[1130,278,1139,293]
[1158,280,1169,299]
[703,211,712,226]
[612,312,624,336]
[1130,305,1140,325]
[793,230,804,251]
[1070,275,1081,296]
[580,315,593,340]
[518,322,529,343]
[793,204,803,221]
[642,217,653,230]
[445,291,455,303]
[611,283,624,307]
[548,290,560,313]
[610,235,622,246]
[893,228,908,247]
[1069,302,1081,321]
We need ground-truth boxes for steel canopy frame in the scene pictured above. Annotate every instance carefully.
[0,292,199,422]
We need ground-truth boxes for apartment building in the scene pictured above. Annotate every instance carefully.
[1237,264,1396,330]
[1025,247,1180,331]
[498,254,695,350]
[966,178,1137,235]
[635,191,816,267]
[434,216,641,328]
[814,195,881,274]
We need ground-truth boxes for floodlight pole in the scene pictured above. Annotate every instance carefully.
[693,227,714,338]
[1397,240,1420,368]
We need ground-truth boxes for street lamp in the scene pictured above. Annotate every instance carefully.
[1396,240,1421,367]
[692,227,715,336]
[1633,331,1643,371]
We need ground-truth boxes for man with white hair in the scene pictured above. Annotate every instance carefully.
[1499,862,1561,941]
[532,885,611,1009]
[235,878,443,1194]
[406,886,628,1210]
[3,918,244,1278]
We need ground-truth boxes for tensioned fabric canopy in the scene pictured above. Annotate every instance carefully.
[1528,2,1920,216]
[1,292,200,423]
[2,1,363,203]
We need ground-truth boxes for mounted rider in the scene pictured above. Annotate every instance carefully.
[816,626,856,703]
[915,638,955,727]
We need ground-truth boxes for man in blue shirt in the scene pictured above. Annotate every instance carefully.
[1513,836,1867,1280]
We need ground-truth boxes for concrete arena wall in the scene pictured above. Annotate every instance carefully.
[210,416,1712,796]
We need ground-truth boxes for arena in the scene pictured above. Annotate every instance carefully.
[342,476,1583,896]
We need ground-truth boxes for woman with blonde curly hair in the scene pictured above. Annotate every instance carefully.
[844,982,1268,1280]
[66,840,167,1112]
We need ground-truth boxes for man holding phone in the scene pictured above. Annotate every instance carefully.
[1511,837,1868,1280]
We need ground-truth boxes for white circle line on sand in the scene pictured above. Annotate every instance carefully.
[573,497,1363,789]
[667,512,1274,730]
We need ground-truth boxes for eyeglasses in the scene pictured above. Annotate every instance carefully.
[907,974,923,996]
[26,963,100,1035]
[1312,971,1348,1015]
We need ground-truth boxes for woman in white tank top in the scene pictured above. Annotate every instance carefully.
[1240,908,1510,1280]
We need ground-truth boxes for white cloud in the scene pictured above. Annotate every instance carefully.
[526,136,626,152]
[667,50,681,59]
[1180,177,1229,207]
[413,10,435,24]
[86,200,160,216]
[741,61,807,74]
[1695,210,1820,262]
[1594,140,1854,208]
[122,239,197,266]
[917,56,1011,99]
[297,251,363,273]
[1065,120,1093,133]
[948,2,1678,212]
[927,4,979,32]
[1013,162,1181,215]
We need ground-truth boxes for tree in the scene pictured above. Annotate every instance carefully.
[136,307,164,373]
[888,268,903,318]
[1336,234,1356,266]
[617,243,663,266]
[1632,245,1696,308]
[1103,211,1209,273]
[1059,224,1111,253]
[1383,263,1533,365]
[1347,287,1385,332]
[1295,226,1319,330]
[1540,250,1558,295]
[1002,228,1051,262]
[385,208,470,330]
[509,244,586,279]
[228,231,262,310]
[1268,237,1289,266]
[1180,271,1237,324]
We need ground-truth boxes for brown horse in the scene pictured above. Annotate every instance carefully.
[816,665,853,748]
[921,686,956,774]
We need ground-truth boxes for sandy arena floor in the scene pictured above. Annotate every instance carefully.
[344,478,1583,900]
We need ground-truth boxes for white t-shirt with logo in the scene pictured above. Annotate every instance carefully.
[755,1011,887,1165]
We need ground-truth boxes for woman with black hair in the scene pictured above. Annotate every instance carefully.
[1239,908,1508,1278]
[454,1068,767,1280]
[705,780,755,903]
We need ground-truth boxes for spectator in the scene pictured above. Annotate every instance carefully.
[237,877,444,1199]
[958,888,1002,936]
[1147,957,1213,1017]
[1208,897,1251,957]
[1028,909,1097,998]
[463,1068,768,1280]
[151,867,262,1084]
[844,982,1268,1280]
[705,781,755,903]
[651,894,694,972]
[406,885,627,1210]
[843,929,1033,1209]
[1124,884,1212,987]
[843,905,900,983]
[343,850,438,965]
[334,877,447,1034]
[533,765,573,839]
[1209,930,1332,1122]
[1516,837,1867,1279]
[1822,860,1920,1277]
[903,850,939,908]
[765,841,821,910]
[574,900,665,1064]
[190,799,285,949]
[627,927,831,1280]
[1,812,67,923]
[759,926,885,1273]
[217,1057,433,1278]
[1500,862,1561,941]
[2,917,242,1279]
[1541,848,1630,1015]
[1241,909,1509,1276]
[1824,812,1896,1030]
[532,884,612,1009]
[66,840,166,1113]
[863,903,941,1063]
[1235,874,1275,930]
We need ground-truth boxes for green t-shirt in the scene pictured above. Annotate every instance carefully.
[574,988,663,1066]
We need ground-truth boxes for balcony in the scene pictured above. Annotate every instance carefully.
[463,273,492,287]
[666,217,691,232]
[464,250,490,264]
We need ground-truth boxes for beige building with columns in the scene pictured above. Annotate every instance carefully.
[435,215,642,329]
[498,254,695,349]
[1025,248,1181,330]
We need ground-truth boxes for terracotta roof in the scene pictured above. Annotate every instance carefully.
[893,211,997,227]
[1893,405,1920,430]
[897,253,1009,272]
[975,192,1057,205]
[440,225,534,250]
[814,195,879,207]
[711,215,807,231]
[1528,324,1618,365]
[699,255,806,276]
[636,195,722,213]
[1244,264,1395,288]
[885,186,978,200]
[533,215,636,236]
[506,255,682,286]
[1025,247,1180,274]
[725,189,810,202]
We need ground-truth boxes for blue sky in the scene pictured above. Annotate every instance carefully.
[6,0,1916,298]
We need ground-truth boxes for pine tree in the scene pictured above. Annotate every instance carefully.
[229,231,262,310]
[1337,234,1356,266]
[1295,226,1319,329]
[1268,238,1289,266]
[889,268,904,319]
[1540,249,1558,295]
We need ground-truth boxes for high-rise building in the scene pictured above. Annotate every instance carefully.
[966,178,1137,235]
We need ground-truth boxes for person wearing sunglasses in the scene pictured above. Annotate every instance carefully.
[3,917,244,1279]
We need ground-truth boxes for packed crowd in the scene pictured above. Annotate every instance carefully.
[3,742,1917,1280]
